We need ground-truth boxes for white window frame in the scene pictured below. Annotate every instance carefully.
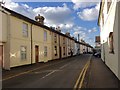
[44,30,47,41]
[20,46,27,60]
[22,22,28,37]
[44,46,47,57]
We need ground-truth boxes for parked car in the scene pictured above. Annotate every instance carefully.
[94,52,101,58]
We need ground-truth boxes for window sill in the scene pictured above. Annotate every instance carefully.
[109,51,114,54]
[55,54,57,56]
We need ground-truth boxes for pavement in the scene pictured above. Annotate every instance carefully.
[83,56,119,88]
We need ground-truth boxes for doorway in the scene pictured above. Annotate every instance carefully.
[59,47,61,59]
[0,45,3,68]
[35,45,39,63]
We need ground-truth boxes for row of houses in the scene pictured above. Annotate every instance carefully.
[98,0,120,80]
[0,6,93,70]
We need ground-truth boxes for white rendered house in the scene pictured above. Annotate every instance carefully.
[98,0,120,80]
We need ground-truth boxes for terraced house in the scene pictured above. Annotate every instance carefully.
[98,0,120,80]
[0,6,93,70]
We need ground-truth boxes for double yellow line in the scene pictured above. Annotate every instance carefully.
[74,58,91,89]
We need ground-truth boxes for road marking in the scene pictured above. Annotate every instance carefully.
[2,60,65,81]
[74,55,92,89]
[79,61,90,88]
[73,61,89,89]
[59,58,78,69]
[59,63,69,69]
[41,70,56,79]
[33,70,62,74]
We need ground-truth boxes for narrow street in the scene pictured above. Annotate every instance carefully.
[2,54,119,88]
[3,55,90,88]
[1,1,120,89]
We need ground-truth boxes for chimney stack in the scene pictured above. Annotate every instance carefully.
[65,32,70,36]
[56,26,61,32]
[35,14,45,25]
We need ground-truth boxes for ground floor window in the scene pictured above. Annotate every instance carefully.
[20,46,27,60]
[68,48,70,55]
[44,46,47,57]
[54,46,57,56]
[109,32,114,53]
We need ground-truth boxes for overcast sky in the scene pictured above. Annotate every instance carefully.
[2,0,100,47]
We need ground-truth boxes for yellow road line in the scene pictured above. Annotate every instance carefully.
[74,55,92,89]
[3,60,65,81]
[79,60,90,88]
[74,60,89,89]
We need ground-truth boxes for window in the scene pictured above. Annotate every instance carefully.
[68,47,70,55]
[44,46,47,57]
[54,33,57,43]
[63,37,65,44]
[21,46,27,60]
[102,13,104,25]
[109,32,114,53]
[22,22,28,37]
[44,31,47,41]
[107,0,112,13]
[63,47,65,55]
[54,46,57,56]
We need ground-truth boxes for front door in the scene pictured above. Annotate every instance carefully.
[0,45,3,68]
[35,45,39,63]
[59,47,61,59]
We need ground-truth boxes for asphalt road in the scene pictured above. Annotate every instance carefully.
[2,54,91,88]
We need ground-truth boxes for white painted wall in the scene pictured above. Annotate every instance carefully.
[100,0,119,80]
[0,11,8,42]
[118,1,120,80]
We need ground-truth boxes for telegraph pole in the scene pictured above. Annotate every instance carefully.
[78,34,79,42]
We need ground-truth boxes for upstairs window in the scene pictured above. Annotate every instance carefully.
[22,22,28,37]
[102,13,104,25]
[107,0,112,13]
[44,31,47,41]
[63,37,65,44]
[54,33,57,43]
[109,32,114,53]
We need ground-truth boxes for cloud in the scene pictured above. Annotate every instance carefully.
[3,1,98,46]
[71,0,98,10]
[88,27,97,33]
[72,26,97,45]
[4,1,74,33]
[33,3,74,31]
[4,1,35,19]
[77,3,100,21]
[72,26,87,40]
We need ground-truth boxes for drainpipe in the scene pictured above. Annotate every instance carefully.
[59,34,61,59]
[31,24,33,65]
